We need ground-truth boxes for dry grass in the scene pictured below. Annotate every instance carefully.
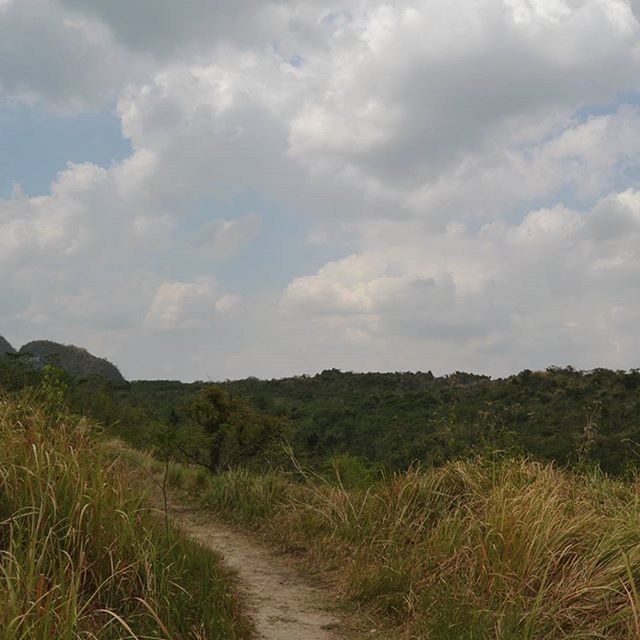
[149,453,640,639]
[0,388,251,640]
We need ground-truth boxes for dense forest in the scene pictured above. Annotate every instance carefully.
[127,367,640,474]
[3,349,640,475]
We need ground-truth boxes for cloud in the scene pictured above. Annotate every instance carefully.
[144,277,220,331]
[2,0,640,379]
[282,189,640,372]
[0,0,140,111]
[284,253,402,314]
[56,0,285,57]
[406,105,640,223]
[196,213,261,259]
[0,163,106,267]
[19,271,160,331]
[285,0,640,190]
[103,0,640,228]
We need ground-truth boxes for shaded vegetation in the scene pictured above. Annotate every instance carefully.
[20,340,126,384]
[51,367,640,475]
[184,385,291,472]
[221,367,640,474]
[0,335,16,356]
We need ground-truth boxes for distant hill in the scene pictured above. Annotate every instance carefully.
[0,336,16,356]
[19,340,126,384]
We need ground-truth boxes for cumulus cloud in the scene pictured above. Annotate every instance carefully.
[2,0,640,379]
[0,163,106,267]
[100,0,640,227]
[144,277,219,331]
[56,0,286,57]
[406,105,640,223]
[284,254,402,314]
[286,0,640,192]
[282,189,640,372]
[196,213,261,259]
[0,157,236,326]
[0,0,141,111]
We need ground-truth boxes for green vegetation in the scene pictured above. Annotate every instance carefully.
[0,336,16,356]
[85,367,640,475]
[221,367,640,473]
[0,384,250,639]
[4,344,640,475]
[19,340,126,384]
[4,346,640,637]
[184,385,291,472]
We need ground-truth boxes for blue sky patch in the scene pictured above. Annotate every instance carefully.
[0,105,131,198]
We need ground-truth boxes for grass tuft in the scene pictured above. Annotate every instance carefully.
[0,387,250,640]
[162,454,640,639]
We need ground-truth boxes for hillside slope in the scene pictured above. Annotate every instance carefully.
[20,339,126,384]
[0,335,15,355]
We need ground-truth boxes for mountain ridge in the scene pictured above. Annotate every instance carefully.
[0,336,16,356]
[6,339,127,384]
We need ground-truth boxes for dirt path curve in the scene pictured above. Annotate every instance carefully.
[166,501,343,640]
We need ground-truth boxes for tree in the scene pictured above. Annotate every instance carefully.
[188,386,238,471]
[188,385,290,472]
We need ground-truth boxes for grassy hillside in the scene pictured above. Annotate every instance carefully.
[163,456,640,640]
[0,385,251,640]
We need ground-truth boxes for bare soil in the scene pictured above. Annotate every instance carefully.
[165,501,344,640]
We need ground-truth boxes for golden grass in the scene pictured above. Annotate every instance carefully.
[147,452,640,639]
[0,388,250,640]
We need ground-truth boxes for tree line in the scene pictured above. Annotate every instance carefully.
[3,353,640,475]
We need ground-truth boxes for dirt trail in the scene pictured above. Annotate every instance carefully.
[166,501,343,640]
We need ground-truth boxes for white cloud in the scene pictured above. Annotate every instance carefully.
[283,0,640,189]
[144,277,219,331]
[284,254,403,314]
[99,0,640,229]
[215,294,242,313]
[0,163,106,266]
[129,214,175,249]
[406,106,640,223]
[2,0,640,379]
[281,189,640,372]
[196,213,261,259]
[56,0,286,57]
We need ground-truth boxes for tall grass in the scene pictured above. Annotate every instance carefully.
[0,387,250,640]
[167,455,640,639]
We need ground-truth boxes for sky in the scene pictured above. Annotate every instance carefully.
[1,0,640,381]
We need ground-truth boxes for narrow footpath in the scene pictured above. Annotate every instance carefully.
[166,501,344,640]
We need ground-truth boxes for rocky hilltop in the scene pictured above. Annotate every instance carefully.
[0,336,16,356]
[19,340,126,384]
